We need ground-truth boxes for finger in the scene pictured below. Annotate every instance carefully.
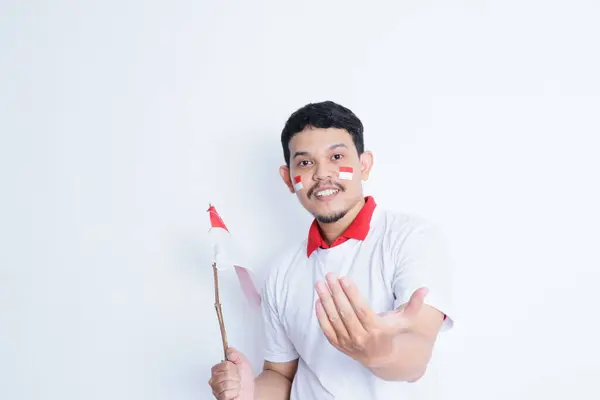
[338,275,378,331]
[216,388,240,400]
[211,361,236,378]
[210,369,237,385]
[315,279,349,341]
[211,361,229,375]
[315,298,338,345]
[213,380,241,399]
[402,287,428,319]
[226,347,249,366]
[325,272,368,340]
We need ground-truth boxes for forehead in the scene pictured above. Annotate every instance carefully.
[288,127,354,152]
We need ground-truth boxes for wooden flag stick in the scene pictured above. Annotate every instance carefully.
[213,262,229,360]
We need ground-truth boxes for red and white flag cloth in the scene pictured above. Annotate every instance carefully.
[293,175,303,191]
[338,166,353,180]
[207,204,261,308]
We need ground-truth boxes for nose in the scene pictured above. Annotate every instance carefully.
[313,162,335,182]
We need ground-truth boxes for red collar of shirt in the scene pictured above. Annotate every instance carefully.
[306,196,377,257]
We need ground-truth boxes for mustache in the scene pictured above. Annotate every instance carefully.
[307,182,345,198]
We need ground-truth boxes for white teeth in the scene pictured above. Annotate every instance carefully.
[316,189,338,197]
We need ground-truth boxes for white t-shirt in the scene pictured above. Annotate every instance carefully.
[259,203,455,399]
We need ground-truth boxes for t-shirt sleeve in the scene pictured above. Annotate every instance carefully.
[260,267,299,363]
[392,218,455,331]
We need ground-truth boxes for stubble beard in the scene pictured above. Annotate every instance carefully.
[314,209,348,224]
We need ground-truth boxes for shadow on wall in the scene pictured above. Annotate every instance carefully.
[166,134,311,394]
[242,134,310,281]
[235,134,310,374]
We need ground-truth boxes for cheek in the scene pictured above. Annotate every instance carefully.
[292,174,304,191]
[337,166,355,181]
[293,172,318,195]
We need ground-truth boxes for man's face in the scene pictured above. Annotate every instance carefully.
[280,127,373,223]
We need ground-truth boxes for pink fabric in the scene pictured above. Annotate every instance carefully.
[234,265,261,308]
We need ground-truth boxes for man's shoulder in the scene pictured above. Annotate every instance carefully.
[370,204,445,259]
[372,204,436,236]
[372,204,448,266]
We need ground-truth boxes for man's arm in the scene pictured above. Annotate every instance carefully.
[314,274,448,383]
[254,359,298,400]
[365,304,445,382]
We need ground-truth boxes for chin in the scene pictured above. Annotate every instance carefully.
[302,191,355,222]
[315,212,347,224]
[313,206,348,224]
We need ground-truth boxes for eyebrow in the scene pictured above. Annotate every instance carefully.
[292,143,348,159]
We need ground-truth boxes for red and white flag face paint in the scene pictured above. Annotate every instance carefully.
[293,175,303,191]
[338,166,354,180]
[207,205,261,308]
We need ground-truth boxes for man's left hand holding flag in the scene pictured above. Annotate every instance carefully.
[207,204,261,309]
[206,204,259,399]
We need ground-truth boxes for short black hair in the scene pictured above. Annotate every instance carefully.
[280,101,364,166]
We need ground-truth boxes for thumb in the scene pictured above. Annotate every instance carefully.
[226,346,255,398]
[400,287,429,319]
[226,347,249,366]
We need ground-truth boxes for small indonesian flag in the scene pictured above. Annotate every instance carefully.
[207,204,261,308]
[338,166,354,180]
[293,175,303,191]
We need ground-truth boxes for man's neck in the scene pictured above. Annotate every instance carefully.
[318,197,366,245]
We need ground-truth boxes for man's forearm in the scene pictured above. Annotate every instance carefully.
[254,370,293,400]
[365,332,434,382]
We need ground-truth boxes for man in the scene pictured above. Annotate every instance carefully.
[209,101,454,399]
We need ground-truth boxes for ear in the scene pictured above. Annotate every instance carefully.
[359,151,374,181]
[279,165,295,193]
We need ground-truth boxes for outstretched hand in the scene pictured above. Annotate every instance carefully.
[314,272,429,368]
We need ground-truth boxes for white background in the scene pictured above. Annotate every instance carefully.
[1,1,599,399]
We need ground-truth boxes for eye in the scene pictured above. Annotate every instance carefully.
[332,154,344,161]
[297,160,312,167]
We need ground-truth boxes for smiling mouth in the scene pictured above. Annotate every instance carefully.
[308,182,344,199]
[315,188,339,197]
